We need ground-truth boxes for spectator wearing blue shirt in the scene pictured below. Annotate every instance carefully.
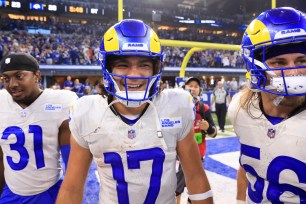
[69,46,80,65]
[53,49,62,65]
[45,49,53,65]
[63,75,74,90]
[84,78,91,89]
[72,78,84,97]
[62,48,70,64]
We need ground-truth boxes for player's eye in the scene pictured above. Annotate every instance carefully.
[140,63,152,69]
[296,58,306,66]
[3,76,9,83]
[114,63,128,69]
[267,60,285,68]
[16,74,25,80]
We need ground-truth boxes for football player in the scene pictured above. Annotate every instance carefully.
[228,7,306,204]
[0,53,78,203]
[56,19,213,204]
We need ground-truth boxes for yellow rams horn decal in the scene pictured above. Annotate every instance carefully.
[246,20,272,46]
[149,29,161,53]
[103,27,119,52]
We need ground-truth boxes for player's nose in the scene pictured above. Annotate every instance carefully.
[283,60,302,75]
[8,78,19,88]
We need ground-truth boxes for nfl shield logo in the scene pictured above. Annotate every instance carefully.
[128,130,136,139]
[267,128,276,139]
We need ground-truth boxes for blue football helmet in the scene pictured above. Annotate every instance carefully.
[98,19,164,106]
[241,7,306,96]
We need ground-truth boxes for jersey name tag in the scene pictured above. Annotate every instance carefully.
[160,117,182,129]
[44,103,63,112]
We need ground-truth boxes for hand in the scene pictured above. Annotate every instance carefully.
[199,119,209,131]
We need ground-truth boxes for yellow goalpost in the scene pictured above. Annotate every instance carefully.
[117,0,277,77]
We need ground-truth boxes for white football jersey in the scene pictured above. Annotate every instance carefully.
[69,88,195,204]
[228,92,306,203]
[0,89,78,196]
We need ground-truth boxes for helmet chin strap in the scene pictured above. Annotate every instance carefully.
[272,95,284,106]
[247,81,284,106]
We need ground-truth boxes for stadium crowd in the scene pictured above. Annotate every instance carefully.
[0,19,245,68]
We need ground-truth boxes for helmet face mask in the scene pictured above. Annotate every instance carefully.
[242,7,306,96]
[103,69,161,100]
[98,19,164,107]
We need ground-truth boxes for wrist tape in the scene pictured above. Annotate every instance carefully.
[188,190,213,200]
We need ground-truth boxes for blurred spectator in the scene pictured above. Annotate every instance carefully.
[84,78,91,89]
[82,44,91,65]
[91,80,101,95]
[236,55,244,68]
[53,49,62,65]
[200,79,207,91]
[70,45,81,65]
[229,77,238,91]
[62,47,70,64]
[63,75,74,90]
[51,81,61,90]
[223,81,230,92]
[200,55,207,67]
[83,87,91,95]
[238,79,247,90]
[222,56,230,67]
[45,49,53,65]
[230,55,236,67]
[72,78,85,97]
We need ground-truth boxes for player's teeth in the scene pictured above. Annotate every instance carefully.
[128,85,140,88]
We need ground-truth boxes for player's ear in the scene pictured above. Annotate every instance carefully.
[33,70,41,83]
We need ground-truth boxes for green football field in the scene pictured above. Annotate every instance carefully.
[211,113,235,137]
